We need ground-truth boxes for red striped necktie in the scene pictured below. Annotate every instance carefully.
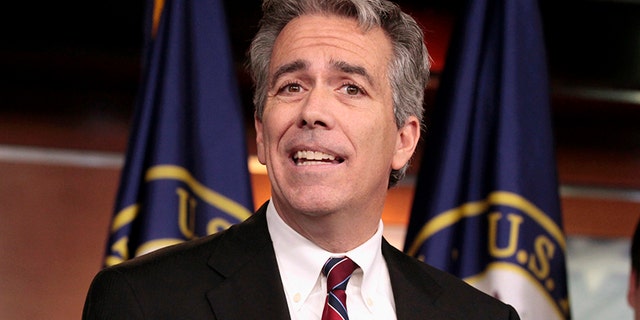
[321,257,359,320]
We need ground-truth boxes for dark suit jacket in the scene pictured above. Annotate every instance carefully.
[83,202,519,319]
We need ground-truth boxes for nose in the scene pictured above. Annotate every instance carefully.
[298,88,334,129]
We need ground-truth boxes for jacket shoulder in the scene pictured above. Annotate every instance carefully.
[83,208,271,319]
[383,240,520,320]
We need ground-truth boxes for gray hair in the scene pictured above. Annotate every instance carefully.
[248,0,430,187]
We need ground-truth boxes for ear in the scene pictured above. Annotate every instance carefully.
[254,112,267,165]
[629,269,637,308]
[391,115,421,170]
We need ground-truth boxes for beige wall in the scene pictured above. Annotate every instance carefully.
[0,160,117,319]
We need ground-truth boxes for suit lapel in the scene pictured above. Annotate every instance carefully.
[202,206,455,319]
[382,239,455,320]
[205,203,291,320]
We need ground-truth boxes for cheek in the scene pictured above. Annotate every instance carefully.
[354,119,397,158]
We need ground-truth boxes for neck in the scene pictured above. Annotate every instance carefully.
[274,203,382,253]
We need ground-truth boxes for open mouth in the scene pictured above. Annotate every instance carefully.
[292,150,344,166]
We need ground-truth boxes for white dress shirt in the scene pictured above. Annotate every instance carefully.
[266,200,397,320]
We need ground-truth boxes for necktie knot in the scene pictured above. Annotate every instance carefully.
[323,257,358,291]
[322,257,358,320]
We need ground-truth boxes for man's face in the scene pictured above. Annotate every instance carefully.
[255,14,419,219]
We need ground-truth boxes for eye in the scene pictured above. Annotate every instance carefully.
[340,83,366,96]
[278,81,303,94]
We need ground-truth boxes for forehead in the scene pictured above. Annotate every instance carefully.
[269,14,393,79]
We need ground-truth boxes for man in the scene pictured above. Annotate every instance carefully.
[629,220,640,319]
[83,0,520,319]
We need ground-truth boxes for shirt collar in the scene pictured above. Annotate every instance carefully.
[266,200,385,311]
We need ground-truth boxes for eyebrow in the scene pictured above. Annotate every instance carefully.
[270,59,308,90]
[269,59,374,89]
[330,60,374,86]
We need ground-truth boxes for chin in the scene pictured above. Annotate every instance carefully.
[290,199,337,216]
[281,192,342,216]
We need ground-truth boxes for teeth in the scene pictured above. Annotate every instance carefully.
[294,150,336,164]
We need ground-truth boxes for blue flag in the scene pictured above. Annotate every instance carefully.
[104,0,253,267]
[403,0,570,318]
